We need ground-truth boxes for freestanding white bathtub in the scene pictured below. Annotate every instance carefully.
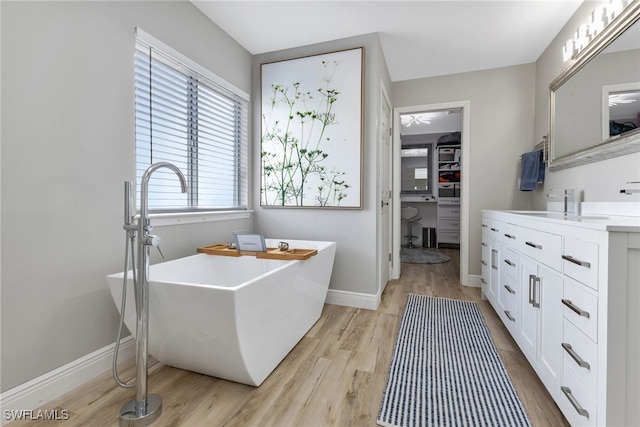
[107,238,336,386]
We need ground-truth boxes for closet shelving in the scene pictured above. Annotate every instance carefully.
[437,144,461,246]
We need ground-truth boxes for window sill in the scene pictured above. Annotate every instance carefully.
[149,210,253,228]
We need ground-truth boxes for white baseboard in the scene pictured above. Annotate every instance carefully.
[465,274,482,288]
[325,289,380,310]
[0,336,135,426]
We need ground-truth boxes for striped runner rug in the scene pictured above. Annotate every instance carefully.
[377,295,531,427]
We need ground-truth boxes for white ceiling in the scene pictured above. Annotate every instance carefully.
[191,0,583,82]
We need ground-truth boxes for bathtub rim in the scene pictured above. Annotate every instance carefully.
[106,239,336,292]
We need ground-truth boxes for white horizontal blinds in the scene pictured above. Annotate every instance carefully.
[134,34,248,212]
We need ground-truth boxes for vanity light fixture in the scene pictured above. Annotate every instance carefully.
[562,0,631,62]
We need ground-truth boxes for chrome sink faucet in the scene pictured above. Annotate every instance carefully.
[547,189,575,215]
[620,181,640,195]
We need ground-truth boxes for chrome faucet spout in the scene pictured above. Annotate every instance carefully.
[139,162,188,219]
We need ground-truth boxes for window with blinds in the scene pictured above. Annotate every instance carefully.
[134,30,248,212]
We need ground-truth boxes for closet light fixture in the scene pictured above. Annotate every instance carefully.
[401,114,432,127]
[608,93,637,106]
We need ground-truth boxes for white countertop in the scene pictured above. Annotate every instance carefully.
[483,210,640,233]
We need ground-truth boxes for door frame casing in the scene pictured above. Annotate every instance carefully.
[392,101,471,285]
[377,80,393,296]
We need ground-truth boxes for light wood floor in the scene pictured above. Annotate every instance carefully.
[9,248,569,426]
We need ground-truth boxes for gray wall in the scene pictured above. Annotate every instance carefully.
[392,63,537,277]
[252,34,392,296]
[1,1,252,392]
[534,0,640,206]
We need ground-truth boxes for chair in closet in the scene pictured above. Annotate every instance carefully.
[401,206,421,248]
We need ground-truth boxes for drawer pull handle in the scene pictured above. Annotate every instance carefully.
[482,224,488,228]
[504,285,515,294]
[561,343,591,369]
[504,259,516,267]
[481,260,487,266]
[562,299,590,318]
[481,278,487,285]
[525,241,542,249]
[504,233,516,239]
[491,227,499,232]
[562,255,591,268]
[504,310,515,322]
[481,242,487,247]
[561,386,589,419]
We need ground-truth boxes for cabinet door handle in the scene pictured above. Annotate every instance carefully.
[525,241,542,249]
[504,259,516,267]
[561,299,590,318]
[562,255,591,268]
[561,343,591,369]
[528,274,535,305]
[532,276,540,308]
[504,284,515,294]
[491,249,497,270]
[561,386,589,419]
[504,310,515,322]
[504,233,515,239]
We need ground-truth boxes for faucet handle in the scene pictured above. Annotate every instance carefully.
[156,245,166,260]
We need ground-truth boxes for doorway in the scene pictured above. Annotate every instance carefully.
[391,101,470,286]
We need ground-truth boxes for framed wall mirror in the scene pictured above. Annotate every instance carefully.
[549,1,640,171]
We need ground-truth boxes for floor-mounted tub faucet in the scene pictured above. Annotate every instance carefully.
[119,162,187,427]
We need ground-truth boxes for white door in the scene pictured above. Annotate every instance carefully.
[379,85,392,293]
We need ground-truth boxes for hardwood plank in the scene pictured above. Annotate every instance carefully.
[7,248,568,427]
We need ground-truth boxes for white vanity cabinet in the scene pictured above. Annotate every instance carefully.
[481,210,640,427]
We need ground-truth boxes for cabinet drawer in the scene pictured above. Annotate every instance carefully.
[561,365,597,426]
[563,237,598,291]
[499,222,519,246]
[437,218,460,229]
[563,320,598,395]
[438,205,460,217]
[438,231,460,244]
[518,226,562,271]
[500,274,518,316]
[563,277,598,342]
[481,240,490,268]
[485,218,506,237]
[502,247,519,275]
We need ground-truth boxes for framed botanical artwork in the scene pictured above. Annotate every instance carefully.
[260,47,363,208]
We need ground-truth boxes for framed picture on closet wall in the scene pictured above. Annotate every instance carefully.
[260,47,364,208]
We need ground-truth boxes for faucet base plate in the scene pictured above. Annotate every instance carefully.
[119,394,162,427]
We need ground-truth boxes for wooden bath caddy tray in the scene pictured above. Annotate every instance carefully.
[196,244,317,260]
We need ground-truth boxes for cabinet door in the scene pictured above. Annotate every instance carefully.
[519,256,538,362]
[489,240,502,307]
[538,264,563,393]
